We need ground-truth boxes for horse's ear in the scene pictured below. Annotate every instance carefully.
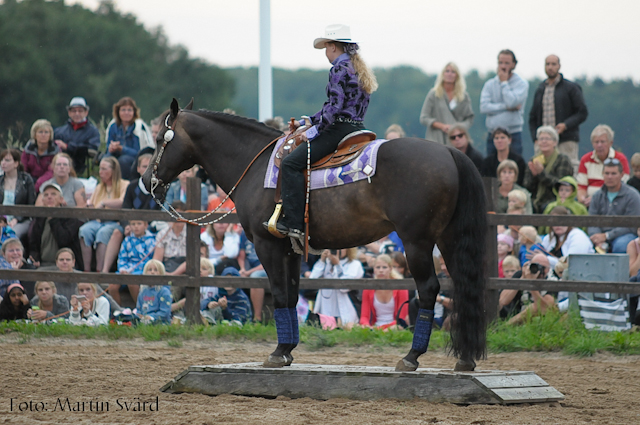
[170,98,179,118]
[185,98,194,110]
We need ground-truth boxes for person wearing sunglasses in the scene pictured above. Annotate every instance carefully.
[447,125,483,172]
[588,158,640,253]
[577,124,630,207]
[420,62,474,146]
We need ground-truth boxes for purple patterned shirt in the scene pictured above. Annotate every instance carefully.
[310,53,370,132]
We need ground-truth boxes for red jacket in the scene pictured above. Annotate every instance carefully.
[359,289,409,327]
[20,140,59,189]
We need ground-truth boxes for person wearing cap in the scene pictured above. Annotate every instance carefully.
[20,119,60,191]
[28,182,84,269]
[53,97,101,175]
[263,24,378,240]
[105,97,154,180]
[539,176,587,235]
[200,267,253,325]
[0,283,30,321]
[35,152,86,208]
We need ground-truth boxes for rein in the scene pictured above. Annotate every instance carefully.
[150,110,283,226]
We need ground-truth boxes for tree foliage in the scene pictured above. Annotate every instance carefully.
[0,0,234,145]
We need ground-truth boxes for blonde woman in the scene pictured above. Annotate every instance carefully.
[265,23,378,239]
[69,283,110,326]
[420,62,474,145]
[20,119,60,189]
[78,156,129,271]
[359,254,409,329]
[29,281,70,321]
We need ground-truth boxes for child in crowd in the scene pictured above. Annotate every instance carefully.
[497,234,514,278]
[199,257,218,301]
[540,177,587,235]
[29,281,70,322]
[0,216,17,244]
[200,268,252,325]
[108,219,155,304]
[507,189,527,211]
[501,255,521,279]
[136,260,172,324]
[69,283,110,326]
[518,226,544,265]
[627,153,640,193]
[0,283,30,321]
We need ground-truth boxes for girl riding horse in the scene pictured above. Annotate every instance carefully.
[265,24,378,240]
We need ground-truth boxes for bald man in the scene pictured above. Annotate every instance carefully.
[529,55,589,173]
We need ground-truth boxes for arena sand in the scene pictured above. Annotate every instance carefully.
[1,337,639,424]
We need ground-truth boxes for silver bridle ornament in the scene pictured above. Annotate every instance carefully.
[149,111,237,227]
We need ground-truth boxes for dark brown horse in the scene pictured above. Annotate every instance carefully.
[143,99,487,371]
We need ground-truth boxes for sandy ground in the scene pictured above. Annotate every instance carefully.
[1,336,639,425]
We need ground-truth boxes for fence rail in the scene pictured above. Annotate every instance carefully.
[2,177,638,324]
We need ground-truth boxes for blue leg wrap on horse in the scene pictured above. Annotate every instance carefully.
[289,308,299,345]
[274,308,293,345]
[412,309,434,353]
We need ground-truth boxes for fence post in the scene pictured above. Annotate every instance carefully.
[184,177,202,325]
[483,177,499,325]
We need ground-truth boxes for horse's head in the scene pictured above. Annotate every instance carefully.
[142,97,195,204]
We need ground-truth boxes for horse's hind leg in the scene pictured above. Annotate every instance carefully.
[396,240,439,372]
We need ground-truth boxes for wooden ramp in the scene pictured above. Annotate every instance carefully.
[161,363,564,405]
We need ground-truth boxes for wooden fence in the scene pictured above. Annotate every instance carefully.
[2,177,639,324]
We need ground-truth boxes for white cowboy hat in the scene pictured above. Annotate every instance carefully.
[313,24,357,49]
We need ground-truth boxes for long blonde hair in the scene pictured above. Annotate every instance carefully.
[336,42,378,94]
[94,157,123,203]
[434,62,466,102]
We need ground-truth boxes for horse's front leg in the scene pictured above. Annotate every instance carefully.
[396,241,439,372]
[255,238,300,368]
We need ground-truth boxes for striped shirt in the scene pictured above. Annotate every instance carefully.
[576,147,629,196]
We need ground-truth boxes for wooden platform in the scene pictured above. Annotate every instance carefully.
[161,363,564,405]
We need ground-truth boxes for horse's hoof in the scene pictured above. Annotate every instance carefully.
[454,359,476,372]
[284,353,293,366]
[395,358,418,372]
[263,354,288,368]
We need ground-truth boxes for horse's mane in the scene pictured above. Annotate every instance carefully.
[192,109,283,138]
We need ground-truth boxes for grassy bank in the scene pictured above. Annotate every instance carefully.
[1,310,638,356]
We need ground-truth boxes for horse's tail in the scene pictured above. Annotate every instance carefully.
[443,147,487,361]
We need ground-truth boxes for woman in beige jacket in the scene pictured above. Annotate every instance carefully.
[419,62,474,145]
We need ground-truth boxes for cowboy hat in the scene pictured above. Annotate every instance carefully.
[313,24,357,49]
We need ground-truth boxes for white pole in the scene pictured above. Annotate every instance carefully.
[258,0,272,121]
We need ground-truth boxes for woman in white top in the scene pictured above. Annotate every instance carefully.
[540,206,594,269]
[200,222,240,271]
[69,283,110,326]
[311,248,364,328]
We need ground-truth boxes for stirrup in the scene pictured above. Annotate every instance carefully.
[266,204,286,238]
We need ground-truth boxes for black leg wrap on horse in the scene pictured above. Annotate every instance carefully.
[411,309,434,353]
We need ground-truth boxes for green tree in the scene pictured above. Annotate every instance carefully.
[0,0,233,146]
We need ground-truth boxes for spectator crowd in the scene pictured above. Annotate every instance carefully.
[1,49,639,328]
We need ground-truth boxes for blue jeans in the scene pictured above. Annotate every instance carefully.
[79,220,123,248]
[486,131,523,157]
[611,233,636,254]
